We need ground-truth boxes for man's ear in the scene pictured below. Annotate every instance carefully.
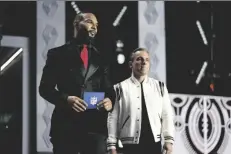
[129,61,132,69]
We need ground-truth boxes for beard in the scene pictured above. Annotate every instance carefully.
[76,25,95,45]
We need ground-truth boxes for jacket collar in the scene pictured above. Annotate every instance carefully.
[130,73,149,85]
[67,38,100,55]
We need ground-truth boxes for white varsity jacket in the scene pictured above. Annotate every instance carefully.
[107,74,175,150]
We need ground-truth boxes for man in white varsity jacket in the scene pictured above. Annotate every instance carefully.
[107,48,175,154]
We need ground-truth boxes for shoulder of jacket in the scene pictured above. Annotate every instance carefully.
[148,77,166,96]
[122,77,134,86]
[47,44,67,56]
[147,77,163,85]
[113,78,131,88]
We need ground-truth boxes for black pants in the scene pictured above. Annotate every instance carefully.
[52,133,107,154]
[119,137,162,154]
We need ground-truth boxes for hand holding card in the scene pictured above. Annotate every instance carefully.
[97,98,113,111]
[83,92,105,109]
[67,96,88,112]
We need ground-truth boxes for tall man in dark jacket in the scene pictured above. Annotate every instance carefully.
[39,12,115,154]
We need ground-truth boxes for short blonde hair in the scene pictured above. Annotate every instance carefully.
[130,47,149,61]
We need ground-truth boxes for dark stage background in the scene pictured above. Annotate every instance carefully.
[165,1,231,97]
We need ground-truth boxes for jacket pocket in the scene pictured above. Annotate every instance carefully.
[121,115,130,130]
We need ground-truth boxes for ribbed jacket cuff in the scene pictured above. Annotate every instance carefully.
[164,136,174,144]
[107,143,117,151]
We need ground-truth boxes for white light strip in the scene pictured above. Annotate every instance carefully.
[71,1,81,14]
[196,20,208,45]
[0,48,23,71]
[195,61,208,85]
[113,6,127,27]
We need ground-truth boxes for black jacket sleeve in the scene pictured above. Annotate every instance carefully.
[39,49,68,105]
[102,65,116,111]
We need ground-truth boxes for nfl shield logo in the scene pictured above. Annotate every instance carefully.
[90,96,98,106]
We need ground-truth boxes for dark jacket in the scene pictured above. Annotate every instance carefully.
[39,40,115,141]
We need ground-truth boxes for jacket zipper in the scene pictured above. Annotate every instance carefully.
[121,115,130,130]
